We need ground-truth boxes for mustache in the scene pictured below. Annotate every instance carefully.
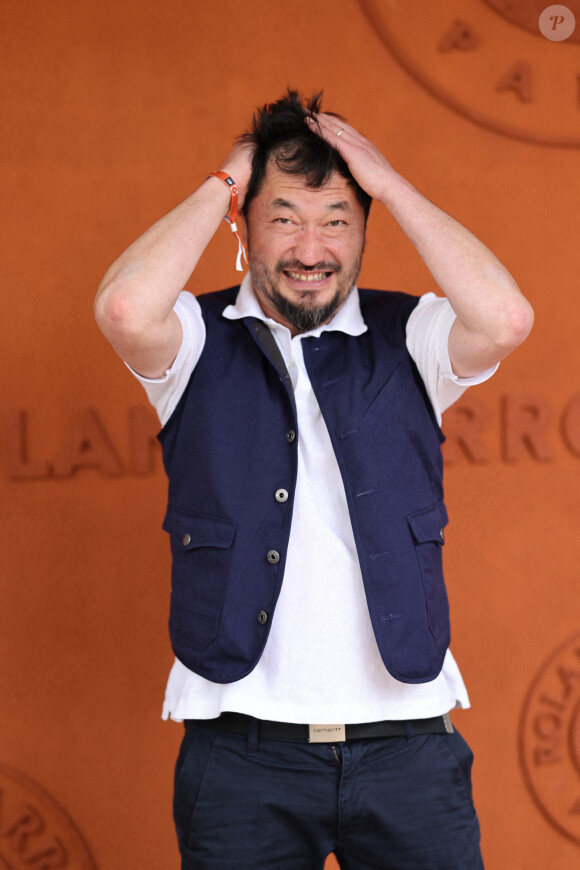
[276,260,341,273]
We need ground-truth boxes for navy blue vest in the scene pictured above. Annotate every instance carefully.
[159,287,450,685]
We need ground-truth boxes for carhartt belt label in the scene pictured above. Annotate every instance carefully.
[308,724,346,743]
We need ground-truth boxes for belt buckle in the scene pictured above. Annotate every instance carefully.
[308,724,346,743]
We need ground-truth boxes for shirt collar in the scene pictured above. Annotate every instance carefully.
[222,272,368,338]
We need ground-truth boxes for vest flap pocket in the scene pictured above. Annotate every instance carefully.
[164,508,236,653]
[163,507,236,550]
[407,502,448,545]
[405,501,450,649]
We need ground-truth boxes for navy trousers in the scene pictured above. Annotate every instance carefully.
[173,720,484,869]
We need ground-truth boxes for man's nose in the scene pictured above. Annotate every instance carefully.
[291,226,327,265]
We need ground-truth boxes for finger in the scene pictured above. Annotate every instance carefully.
[311,113,346,134]
[316,113,357,135]
[306,114,351,147]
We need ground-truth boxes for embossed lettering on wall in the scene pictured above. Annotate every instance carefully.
[520,632,580,846]
[442,393,580,463]
[2,396,580,481]
[1,406,160,480]
[358,0,580,146]
[0,763,98,869]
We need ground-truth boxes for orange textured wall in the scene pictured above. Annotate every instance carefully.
[1,1,579,868]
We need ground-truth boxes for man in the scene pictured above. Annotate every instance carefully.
[95,91,533,869]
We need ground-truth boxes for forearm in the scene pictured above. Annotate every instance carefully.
[94,176,230,342]
[378,171,533,375]
[94,136,253,379]
[310,113,533,376]
[379,173,522,328]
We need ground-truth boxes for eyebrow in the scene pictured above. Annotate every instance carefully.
[271,197,352,212]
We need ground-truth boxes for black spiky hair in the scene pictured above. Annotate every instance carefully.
[238,89,372,222]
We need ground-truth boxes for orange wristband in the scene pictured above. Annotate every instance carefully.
[208,171,247,272]
[208,170,239,225]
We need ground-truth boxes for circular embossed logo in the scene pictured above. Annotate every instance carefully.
[519,632,580,845]
[0,763,98,869]
[358,0,580,146]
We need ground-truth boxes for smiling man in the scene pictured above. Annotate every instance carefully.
[95,91,533,869]
[246,166,366,333]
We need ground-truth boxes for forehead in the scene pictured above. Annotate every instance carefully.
[251,161,362,215]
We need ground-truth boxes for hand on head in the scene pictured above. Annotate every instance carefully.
[306,112,395,202]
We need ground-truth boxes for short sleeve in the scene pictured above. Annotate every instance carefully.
[406,293,498,425]
[125,291,206,426]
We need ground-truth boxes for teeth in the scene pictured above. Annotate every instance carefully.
[286,271,328,282]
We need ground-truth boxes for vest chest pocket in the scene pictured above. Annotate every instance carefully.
[163,507,236,652]
[361,362,407,427]
[406,502,450,643]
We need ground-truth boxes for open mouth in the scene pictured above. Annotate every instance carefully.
[283,270,334,284]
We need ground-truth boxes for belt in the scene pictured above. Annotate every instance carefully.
[186,711,454,743]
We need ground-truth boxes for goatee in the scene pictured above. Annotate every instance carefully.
[262,286,346,333]
[250,256,362,334]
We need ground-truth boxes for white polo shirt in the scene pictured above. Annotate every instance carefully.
[131,276,496,724]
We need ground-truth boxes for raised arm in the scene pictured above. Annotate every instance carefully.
[309,114,533,377]
[94,142,253,378]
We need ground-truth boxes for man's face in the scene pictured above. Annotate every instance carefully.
[245,161,367,335]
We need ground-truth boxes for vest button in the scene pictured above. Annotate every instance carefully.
[275,489,289,503]
[286,429,296,443]
[439,528,445,543]
[182,533,191,547]
[266,549,280,564]
[257,610,268,625]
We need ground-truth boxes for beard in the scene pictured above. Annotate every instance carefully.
[249,254,363,334]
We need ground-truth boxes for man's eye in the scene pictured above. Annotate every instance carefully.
[328,219,346,227]
[274,217,293,225]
